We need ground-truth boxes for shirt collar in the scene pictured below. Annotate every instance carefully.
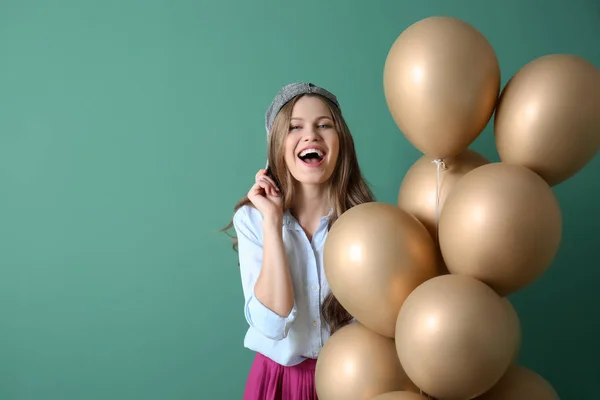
[283,208,334,231]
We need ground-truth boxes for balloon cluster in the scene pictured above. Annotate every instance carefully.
[315,16,600,400]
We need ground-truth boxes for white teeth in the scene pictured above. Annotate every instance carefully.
[299,148,324,157]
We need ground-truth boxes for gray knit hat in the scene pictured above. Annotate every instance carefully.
[264,82,340,168]
[265,82,340,137]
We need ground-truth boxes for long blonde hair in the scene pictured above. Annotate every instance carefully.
[223,93,375,335]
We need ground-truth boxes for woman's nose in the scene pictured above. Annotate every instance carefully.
[302,127,320,141]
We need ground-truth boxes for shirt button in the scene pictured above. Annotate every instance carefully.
[311,285,317,291]
[313,321,318,327]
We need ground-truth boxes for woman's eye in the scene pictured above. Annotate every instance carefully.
[289,126,300,131]
[319,124,332,129]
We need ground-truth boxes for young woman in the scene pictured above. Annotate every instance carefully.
[224,82,375,399]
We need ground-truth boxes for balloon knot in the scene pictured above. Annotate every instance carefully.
[431,158,448,170]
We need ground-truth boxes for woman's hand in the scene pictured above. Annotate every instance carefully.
[247,169,283,223]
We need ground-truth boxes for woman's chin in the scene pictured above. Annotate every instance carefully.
[294,172,334,186]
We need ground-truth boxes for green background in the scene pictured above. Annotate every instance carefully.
[1,0,598,399]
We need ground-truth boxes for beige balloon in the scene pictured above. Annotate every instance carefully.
[398,149,490,275]
[383,16,500,159]
[495,54,600,186]
[395,274,520,400]
[438,162,562,296]
[324,202,438,338]
[476,365,559,400]
[398,149,490,238]
[371,391,429,400]
[315,322,418,400]
[502,298,521,363]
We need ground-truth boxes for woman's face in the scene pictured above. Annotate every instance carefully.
[283,95,340,186]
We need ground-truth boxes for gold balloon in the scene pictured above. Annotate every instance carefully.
[438,162,562,296]
[383,16,500,159]
[476,365,559,400]
[315,322,417,400]
[324,202,438,338]
[395,274,520,400]
[398,149,489,275]
[495,54,600,186]
[502,299,521,363]
[371,391,428,400]
[398,149,490,237]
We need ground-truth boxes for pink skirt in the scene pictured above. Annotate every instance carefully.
[243,353,318,400]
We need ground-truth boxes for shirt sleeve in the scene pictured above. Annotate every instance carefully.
[233,206,297,341]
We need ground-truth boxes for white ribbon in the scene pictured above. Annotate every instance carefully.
[415,159,447,400]
[430,158,447,242]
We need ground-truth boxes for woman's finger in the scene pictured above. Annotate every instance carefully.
[262,181,278,197]
[259,175,279,192]
[255,169,267,181]
[261,175,278,189]
[258,180,272,194]
[249,177,279,198]
[249,181,265,195]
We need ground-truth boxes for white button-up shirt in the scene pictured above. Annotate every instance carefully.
[233,205,332,367]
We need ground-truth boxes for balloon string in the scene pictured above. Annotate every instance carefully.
[417,159,447,400]
[431,158,447,242]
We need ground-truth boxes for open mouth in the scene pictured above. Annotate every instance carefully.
[298,148,326,166]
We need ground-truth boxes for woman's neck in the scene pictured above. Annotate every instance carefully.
[290,183,331,240]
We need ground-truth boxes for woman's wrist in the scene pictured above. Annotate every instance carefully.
[262,214,283,232]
